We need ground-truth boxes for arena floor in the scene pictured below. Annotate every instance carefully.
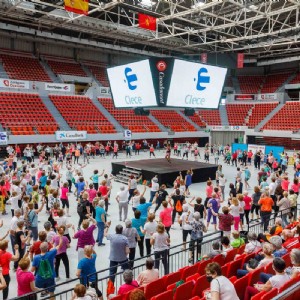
[2,148,296,299]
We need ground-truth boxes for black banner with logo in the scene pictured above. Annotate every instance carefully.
[149,57,174,107]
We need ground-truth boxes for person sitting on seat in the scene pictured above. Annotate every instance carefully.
[136,258,159,287]
[118,269,139,296]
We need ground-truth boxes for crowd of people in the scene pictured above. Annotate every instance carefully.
[0,142,299,300]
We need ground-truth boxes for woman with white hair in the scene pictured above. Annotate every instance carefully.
[244,232,261,254]
[179,204,193,250]
[116,186,129,222]
[123,219,140,269]
[187,212,207,262]
[289,248,300,278]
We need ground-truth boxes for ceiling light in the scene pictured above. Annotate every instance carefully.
[249,5,258,9]
[138,0,156,7]
[191,0,205,9]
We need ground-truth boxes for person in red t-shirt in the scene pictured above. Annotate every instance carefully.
[29,231,53,261]
[149,144,156,158]
[159,200,173,236]
[282,230,300,251]
[0,240,20,299]
[98,180,111,213]
[118,269,139,295]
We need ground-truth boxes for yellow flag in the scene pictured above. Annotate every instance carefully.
[64,0,89,15]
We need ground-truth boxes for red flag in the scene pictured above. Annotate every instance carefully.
[237,53,244,69]
[201,53,207,64]
[138,13,157,31]
[64,0,89,15]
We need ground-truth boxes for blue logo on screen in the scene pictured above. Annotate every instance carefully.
[0,133,6,140]
[59,133,66,138]
[194,67,210,91]
[124,67,138,90]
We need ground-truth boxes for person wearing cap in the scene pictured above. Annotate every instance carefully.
[149,176,159,203]
[116,186,129,222]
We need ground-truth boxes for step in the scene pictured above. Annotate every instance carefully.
[123,167,141,174]
[115,178,129,184]
[120,169,141,176]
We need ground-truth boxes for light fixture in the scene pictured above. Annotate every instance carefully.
[249,4,258,9]
[191,0,205,9]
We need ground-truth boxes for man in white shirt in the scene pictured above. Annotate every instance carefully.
[9,208,23,251]
[116,186,129,222]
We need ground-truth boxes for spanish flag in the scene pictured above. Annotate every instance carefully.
[138,13,157,31]
[64,0,89,15]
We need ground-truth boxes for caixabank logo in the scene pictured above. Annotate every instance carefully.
[156,60,167,72]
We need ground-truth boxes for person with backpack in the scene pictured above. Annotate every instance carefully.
[31,239,63,299]
[77,192,91,230]
[171,189,186,226]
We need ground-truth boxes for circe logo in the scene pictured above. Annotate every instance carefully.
[156,61,167,72]
[194,67,210,91]
[124,67,138,91]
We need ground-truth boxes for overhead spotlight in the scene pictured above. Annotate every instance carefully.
[191,0,205,9]
[137,0,157,8]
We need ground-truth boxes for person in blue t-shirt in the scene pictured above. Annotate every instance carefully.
[131,210,147,257]
[76,245,102,298]
[75,177,86,198]
[31,241,61,297]
[95,200,106,246]
[136,197,154,218]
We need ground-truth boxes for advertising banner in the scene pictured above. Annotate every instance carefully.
[124,130,132,140]
[237,53,244,69]
[45,83,71,92]
[0,132,8,145]
[248,144,266,154]
[0,79,29,89]
[55,131,87,141]
[257,93,277,101]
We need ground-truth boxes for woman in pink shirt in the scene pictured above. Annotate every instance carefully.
[87,183,97,218]
[291,178,300,195]
[60,182,70,216]
[281,176,290,191]
[243,191,252,225]
[17,256,39,296]
[159,199,173,235]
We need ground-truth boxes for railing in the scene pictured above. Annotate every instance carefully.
[247,206,297,235]
[11,231,222,300]
[273,281,300,300]
[12,205,300,300]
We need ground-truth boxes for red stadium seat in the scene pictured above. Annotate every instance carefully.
[144,278,165,300]
[151,290,173,300]
[174,281,194,300]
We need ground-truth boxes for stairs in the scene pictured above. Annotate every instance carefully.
[39,95,71,130]
[219,105,229,126]
[0,61,8,78]
[87,86,123,132]
[148,114,169,132]
[81,64,102,86]
[276,73,297,92]
[231,76,241,93]
[254,103,285,132]
[176,110,201,130]
[115,166,142,184]
[39,59,61,83]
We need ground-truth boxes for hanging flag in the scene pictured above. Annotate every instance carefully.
[138,13,157,31]
[237,53,244,68]
[201,53,207,63]
[64,0,89,15]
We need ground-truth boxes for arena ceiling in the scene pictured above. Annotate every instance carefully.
[1,0,300,60]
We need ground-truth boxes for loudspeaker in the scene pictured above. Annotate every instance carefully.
[184,108,195,116]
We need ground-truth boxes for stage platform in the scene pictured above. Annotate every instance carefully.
[111,158,218,186]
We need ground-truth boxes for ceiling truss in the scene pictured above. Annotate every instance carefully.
[0,0,299,60]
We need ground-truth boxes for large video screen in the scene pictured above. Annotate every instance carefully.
[107,60,157,108]
[166,59,227,109]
